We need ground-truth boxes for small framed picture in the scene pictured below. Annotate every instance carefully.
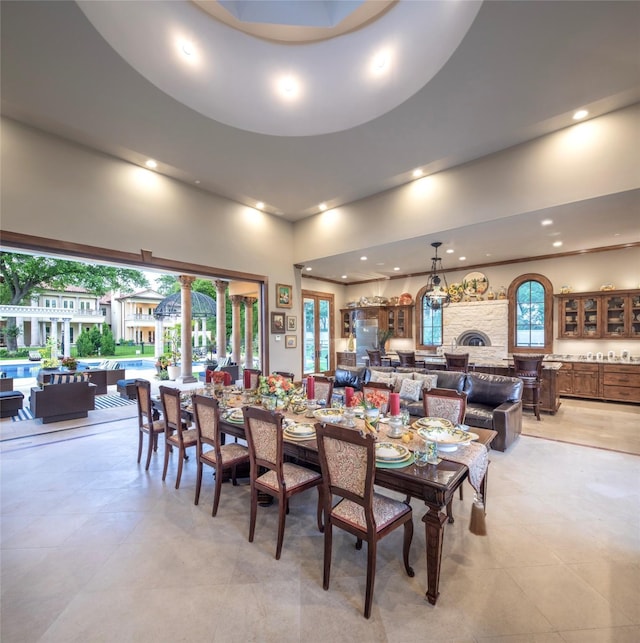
[286,316,297,331]
[270,312,285,333]
[285,335,297,349]
[276,284,292,308]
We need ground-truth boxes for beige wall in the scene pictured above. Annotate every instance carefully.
[293,105,639,263]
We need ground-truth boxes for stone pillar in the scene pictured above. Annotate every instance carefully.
[243,297,256,369]
[62,318,71,357]
[215,280,227,358]
[154,318,164,358]
[30,316,40,345]
[179,275,197,383]
[200,318,206,348]
[230,295,244,366]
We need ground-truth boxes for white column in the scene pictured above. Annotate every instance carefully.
[62,318,71,357]
[243,297,256,369]
[230,295,243,365]
[15,317,25,348]
[215,280,227,358]
[154,318,164,358]
[179,275,196,383]
[50,318,59,356]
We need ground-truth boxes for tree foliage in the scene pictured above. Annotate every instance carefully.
[0,252,149,305]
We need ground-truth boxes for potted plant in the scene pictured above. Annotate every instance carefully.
[164,328,181,381]
[61,356,78,371]
[376,329,394,356]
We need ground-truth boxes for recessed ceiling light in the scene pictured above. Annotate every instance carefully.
[255,202,264,210]
[446,249,454,254]
[278,76,300,100]
[459,256,466,261]
[341,275,347,279]
[485,253,492,257]
[360,256,367,261]
[541,219,553,226]
[194,180,200,184]
[145,159,157,169]
[573,109,589,120]
[180,40,194,57]
[305,266,312,271]
[319,203,327,211]
[412,169,423,178]
[393,267,400,271]
[553,241,563,247]
[371,50,390,75]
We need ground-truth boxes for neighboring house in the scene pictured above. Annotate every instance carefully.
[111,288,177,345]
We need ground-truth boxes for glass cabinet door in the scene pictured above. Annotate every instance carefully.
[631,294,640,338]
[560,297,579,337]
[581,297,600,338]
[603,294,627,338]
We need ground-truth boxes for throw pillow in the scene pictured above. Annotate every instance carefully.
[393,372,414,393]
[369,370,394,386]
[399,378,422,402]
[413,373,438,398]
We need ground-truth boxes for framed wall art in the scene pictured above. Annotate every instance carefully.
[285,335,297,349]
[286,316,297,331]
[270,312,285,333]
[276,283,292,308]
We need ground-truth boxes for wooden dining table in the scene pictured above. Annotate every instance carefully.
[216,406,497,606]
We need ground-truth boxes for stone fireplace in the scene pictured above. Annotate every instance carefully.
[439,300,508,362]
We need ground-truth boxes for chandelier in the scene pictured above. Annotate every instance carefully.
[424,242,450,310]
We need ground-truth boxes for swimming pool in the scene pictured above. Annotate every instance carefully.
[0,359,202,379]
[0,359,156,379]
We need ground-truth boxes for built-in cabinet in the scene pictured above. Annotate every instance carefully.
[558,361,640,403]
[336,351,356,367]
[339,306,413,339]
[557,289,640,339]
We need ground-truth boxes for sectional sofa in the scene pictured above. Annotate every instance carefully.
[332,365,523,451]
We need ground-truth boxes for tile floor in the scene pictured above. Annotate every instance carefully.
[1,397,639,642]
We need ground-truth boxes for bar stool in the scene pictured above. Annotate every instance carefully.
[512,354,545,421]
[444,353,470,373]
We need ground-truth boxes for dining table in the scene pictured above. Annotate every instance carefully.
[211,398,497,606]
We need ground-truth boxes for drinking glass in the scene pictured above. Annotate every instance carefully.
[413,439,429,467]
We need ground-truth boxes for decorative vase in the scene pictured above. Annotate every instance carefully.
[167,365,181,381]
[364,407,380,429]
[262,395,276,411]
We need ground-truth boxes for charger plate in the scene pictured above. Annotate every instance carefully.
[376,453,415,469]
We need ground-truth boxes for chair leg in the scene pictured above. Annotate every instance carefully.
[137,428,143,464]
[248,484,257,543]
[194,460,203,505]
[162,437,170,482]
[323,523,332,590]
[316,486,324,533]
[364,540,377,619]
[175,447,185,489]
[403,518,415,577]
[212,466,223,517]
[355,537,363,550]
[144,431,154,471]
[275,494,287,560]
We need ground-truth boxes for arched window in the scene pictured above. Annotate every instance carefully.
[416,285,443,348]
[508,273,553,353]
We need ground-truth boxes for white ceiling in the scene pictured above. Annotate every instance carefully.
[1,1,639,282]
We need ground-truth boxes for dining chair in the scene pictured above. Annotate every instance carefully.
[243,405,323,560]
[444,352,470,373]
[361,381,394,414]
[511,354,545,420]
[160,385,197,489]
[192,394,249,516]
[315,421,414,619]
[243,368,262,390]
[422,387,467,424]
[312,376,334,408]
[273,371,295,382]
[134,378,164,471]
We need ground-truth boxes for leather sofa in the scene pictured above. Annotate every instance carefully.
[30,380,97,423]
[332,365,523,451]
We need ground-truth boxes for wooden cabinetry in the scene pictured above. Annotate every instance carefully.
[558,361,639,403]
[557,289,640,339]
[602,364,640,402]
[339,305,414,339]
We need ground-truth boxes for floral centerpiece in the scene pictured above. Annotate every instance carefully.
[61,356,78,370]
[350,390,388,410]
[258,374,297,410]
